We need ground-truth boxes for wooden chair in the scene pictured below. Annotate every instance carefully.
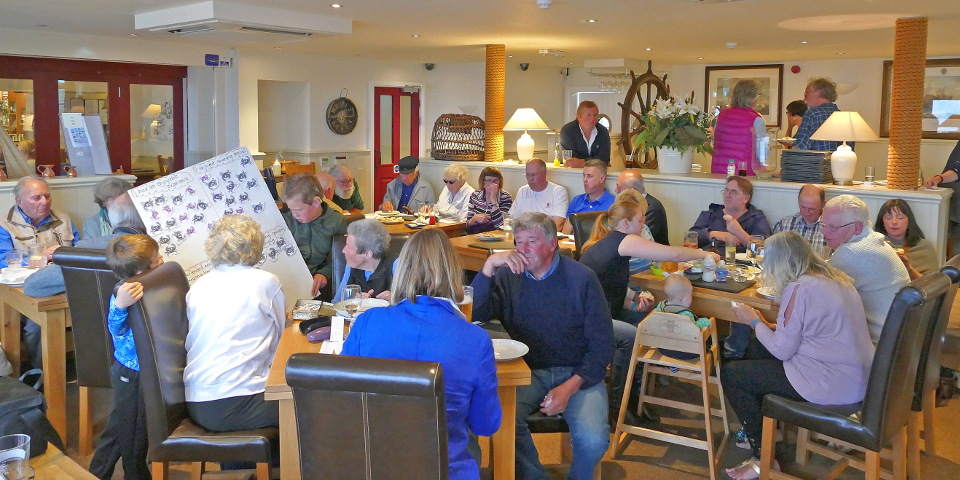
[610,312,729,480]
[282,162,317,183]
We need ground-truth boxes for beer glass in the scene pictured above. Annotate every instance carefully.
[459,285,474,322]
[0,434,31,480]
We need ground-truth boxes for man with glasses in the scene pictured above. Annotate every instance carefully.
[822,194,909,344]
[330,164,364,214]
[772,184,827,250]
[509,159,569,230]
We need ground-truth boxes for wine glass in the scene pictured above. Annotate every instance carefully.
[343,284,361,320]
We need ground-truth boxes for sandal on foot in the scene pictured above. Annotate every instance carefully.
[734,428,783,450]
[725,458,760,480]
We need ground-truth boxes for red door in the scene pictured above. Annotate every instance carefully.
[373,87,419,208]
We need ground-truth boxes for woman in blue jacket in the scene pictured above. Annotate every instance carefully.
[342,228,501,480]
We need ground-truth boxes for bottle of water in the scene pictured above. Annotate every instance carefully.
[716,260,729,283]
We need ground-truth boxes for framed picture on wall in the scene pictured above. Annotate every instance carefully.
[880,58,960,140]
[704,64,784,128]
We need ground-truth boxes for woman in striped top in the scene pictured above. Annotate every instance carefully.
[466,166,513,234]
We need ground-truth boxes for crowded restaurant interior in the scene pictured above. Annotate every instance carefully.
[4,1,960,480]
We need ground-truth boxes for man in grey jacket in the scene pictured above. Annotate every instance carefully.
[380,156,436,213]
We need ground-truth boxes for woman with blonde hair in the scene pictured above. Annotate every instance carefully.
[342,228,501,480]
[722,231,873,479]
[183,214,285,434]
[579,192,718,424]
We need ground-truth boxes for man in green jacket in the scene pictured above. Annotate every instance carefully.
[282,173,347,299]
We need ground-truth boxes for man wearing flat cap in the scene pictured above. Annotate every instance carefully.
[380,155,437,213]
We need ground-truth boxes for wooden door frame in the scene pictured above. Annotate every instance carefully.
[0,55,187,175]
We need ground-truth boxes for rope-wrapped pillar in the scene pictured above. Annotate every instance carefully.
[485,44,505,162]
[887,17,927,190]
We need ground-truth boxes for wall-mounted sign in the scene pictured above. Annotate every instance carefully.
[204,54,232,67]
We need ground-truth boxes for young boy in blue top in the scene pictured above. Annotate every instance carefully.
[88,235,162,480]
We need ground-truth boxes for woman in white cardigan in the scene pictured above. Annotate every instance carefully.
[183,214,285,432]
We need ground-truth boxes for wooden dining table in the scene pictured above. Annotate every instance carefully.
[373,216,466,238]
[630,270,780,323]
[265,318,531,480]
[450,231,578,272]
[0,284,72,443]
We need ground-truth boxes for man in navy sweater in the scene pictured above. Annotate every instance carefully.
[472,212,613,480]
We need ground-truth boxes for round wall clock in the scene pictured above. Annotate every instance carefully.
[326,91,358,135]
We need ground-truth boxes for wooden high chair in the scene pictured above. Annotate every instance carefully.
[609,311,729,480]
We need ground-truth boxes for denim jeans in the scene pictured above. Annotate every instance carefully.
[724,322,752,359]
[610,319,640,412]
[515,367,609,480]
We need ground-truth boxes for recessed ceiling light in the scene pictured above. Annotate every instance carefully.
[645,48,652,51]
[800,40,808,44]
[412,34,419,38]
[508,55,513,58]
[274,47,282,50]
[588,19,596,23]
[699,57,703,60]
[568,62,574,65]
[331,3,341,7]
[37,24,47,27]
[129,33,138,37]
[837,52,845,55]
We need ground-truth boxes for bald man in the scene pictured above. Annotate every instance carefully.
[772,184,827,250]
[316,171,345,214]
[615,169,669,245]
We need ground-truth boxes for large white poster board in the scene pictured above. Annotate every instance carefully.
[128,146,312,310]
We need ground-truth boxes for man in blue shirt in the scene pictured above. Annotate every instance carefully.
[793,78,849,151]
[473,212,613,480]
[561,159,615,234]
[380,155,436,213]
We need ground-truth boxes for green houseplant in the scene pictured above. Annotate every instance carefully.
[634,96,715,155]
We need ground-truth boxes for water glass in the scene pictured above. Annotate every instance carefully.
[748,235,764,266]
[343,284,361,319]
[501,216,514,240]
[5,251,22,268]
[0,434,31,480]
[864,166,876,184]
[27,244,45,269]
[562,150,573,163]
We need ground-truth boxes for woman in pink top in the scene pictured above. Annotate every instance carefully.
[721,231,874,480]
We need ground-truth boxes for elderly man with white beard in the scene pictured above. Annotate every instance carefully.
[330,164,364,214]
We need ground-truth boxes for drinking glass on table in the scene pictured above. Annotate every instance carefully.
[343,284,361,318]
[747,235,764,267]
[683,231,699,249]
[459,285,474,323]
[27,243,46,269]
[5,251,22,269]
[0,434,31,480]
[501,215,513,240]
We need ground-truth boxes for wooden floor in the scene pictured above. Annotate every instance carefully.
[61,360,960,480]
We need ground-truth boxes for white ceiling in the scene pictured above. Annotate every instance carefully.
[2,0,959,66]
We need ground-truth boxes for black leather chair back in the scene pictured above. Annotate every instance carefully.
[125,262,192,455]
[861,273,951,450]
[331,234,408,296]
[285,353,449,480]
[343,212,366,225]
[570,211,604,260]
[54,247,117,389]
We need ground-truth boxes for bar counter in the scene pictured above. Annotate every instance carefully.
[417,159,953,262]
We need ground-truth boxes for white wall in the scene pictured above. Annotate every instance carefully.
[257,80,310,153]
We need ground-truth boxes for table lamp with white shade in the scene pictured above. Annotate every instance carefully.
[810,111,880,185]
[503,108,549,162]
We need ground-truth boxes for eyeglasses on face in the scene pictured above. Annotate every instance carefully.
[443,179,457,185]
[721,188,742,196]
[483,178,500,184]
[819,221,855,232]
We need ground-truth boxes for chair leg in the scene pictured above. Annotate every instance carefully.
[79,385,94,456]
[702,368,718,480]
[922,388,936,456]
[865,450,882,480]
[759,416,777,480]
[152,462,169,480]
[891,426,908,480]
[189,462,205,480]
[907,412,921,480]
[795,427,811,465]
[256,462,271,480]
[609,344,641,459]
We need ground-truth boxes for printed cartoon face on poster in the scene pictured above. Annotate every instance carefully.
[127,146,312,309]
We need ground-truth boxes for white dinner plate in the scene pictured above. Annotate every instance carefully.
[334,298,390,316]
[476,234,506,242]
[756,286,776,299]
[491,339,529,362]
